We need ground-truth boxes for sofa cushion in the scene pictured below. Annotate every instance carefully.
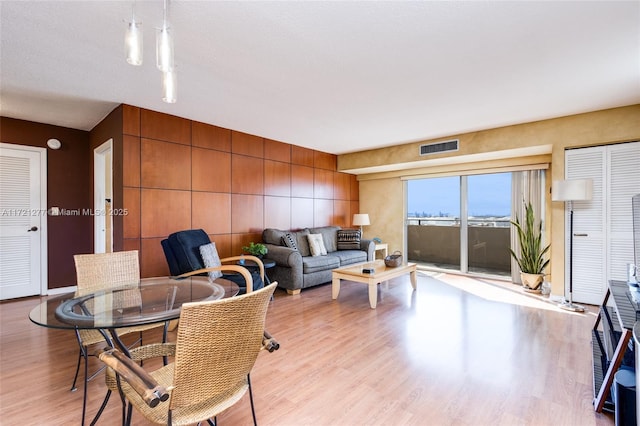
[294,229,312,257]
[337,229,361,250]
[307,234,327,256]
[302,254,340,273]
[199,242,223,279]
[311,226,340,253]
[263,228,287,246]
[331,249,368,266]
[281,232,298,251]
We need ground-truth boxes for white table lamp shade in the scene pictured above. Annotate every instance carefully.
[552,179,593,202]
[353,214,370,227]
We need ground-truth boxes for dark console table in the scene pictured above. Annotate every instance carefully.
[238,258,275,285]
[592,279,637,412]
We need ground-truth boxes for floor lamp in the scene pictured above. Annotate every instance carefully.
[552,178,593,312]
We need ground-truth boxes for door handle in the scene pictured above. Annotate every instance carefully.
[28,226,38,232]
[574,233,588,237]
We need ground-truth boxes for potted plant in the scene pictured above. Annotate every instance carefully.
[242,242,268,258]
[508,201,550,292]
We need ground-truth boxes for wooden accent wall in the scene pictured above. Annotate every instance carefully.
[119,106,359,277]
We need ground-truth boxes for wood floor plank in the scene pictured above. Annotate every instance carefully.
[0,271,615,425]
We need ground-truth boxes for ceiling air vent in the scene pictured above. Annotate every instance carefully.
[419,139,459,156]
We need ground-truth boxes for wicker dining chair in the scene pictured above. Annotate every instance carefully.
[72,250,167,425]
[99,282,278,426]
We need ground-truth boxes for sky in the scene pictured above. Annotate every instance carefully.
[407,173,511,217]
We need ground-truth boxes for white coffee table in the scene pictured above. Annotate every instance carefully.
[332,260,417,308]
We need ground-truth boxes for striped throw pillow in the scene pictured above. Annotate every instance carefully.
[281,233,299,251]
[337,229,361,250]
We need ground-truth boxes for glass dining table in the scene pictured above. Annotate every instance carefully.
[29,276,239,349]
[29,275,239,425]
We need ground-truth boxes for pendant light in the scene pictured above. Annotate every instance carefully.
[156,0,174,72]
[125,4,143,66]
[162,68,177,103]
[124,0,178,103]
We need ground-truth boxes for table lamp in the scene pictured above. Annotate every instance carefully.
[552,178,593,312]
[353,213,370,236]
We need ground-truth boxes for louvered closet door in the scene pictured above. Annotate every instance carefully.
[566,142,640,305]
[0,144,45,300]
[566,146,605,305]
[608,143,640,282]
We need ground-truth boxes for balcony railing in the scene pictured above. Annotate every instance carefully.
[407,217,512,276]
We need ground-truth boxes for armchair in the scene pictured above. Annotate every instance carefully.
[161,229,264,294]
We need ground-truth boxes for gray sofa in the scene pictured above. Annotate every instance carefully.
[262,226,375,294]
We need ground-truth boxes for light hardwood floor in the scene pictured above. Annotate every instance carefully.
[0,271,614,425]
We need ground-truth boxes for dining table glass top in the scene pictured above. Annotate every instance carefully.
[29,276,239,330]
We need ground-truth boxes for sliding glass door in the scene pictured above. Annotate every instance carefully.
[407,172,512,277]
[466,173,512,275]
[407,176,461,272]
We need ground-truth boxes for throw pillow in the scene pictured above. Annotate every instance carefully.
[294,229,312,257]
[307,233,327,256]
[337,229,361,250]
[311,226,339,253]
[281,232,299,251]
[199,242,223,280]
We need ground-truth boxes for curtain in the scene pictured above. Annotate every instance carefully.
[510,169,545,283]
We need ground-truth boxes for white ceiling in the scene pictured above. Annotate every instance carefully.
[1,1,639,155]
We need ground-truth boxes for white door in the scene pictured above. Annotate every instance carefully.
[0,143,47,299]
[566,142,640,305]
[94,139,113,253]
[565,146,605,305]
[608,143,640,282]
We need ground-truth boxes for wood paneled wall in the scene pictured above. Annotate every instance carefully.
[118,106,359,277]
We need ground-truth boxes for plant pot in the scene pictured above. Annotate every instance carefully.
[520,272,543,292]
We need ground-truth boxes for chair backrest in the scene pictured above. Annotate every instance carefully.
[169,282,277,410]
[73,250,140,295]
[161,229,211,276]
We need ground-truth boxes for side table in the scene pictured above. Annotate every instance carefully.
[239,258,275,285]
[374,243,388,259]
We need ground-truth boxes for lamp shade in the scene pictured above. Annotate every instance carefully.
[552,179,593,202]
[353,214,370,226]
